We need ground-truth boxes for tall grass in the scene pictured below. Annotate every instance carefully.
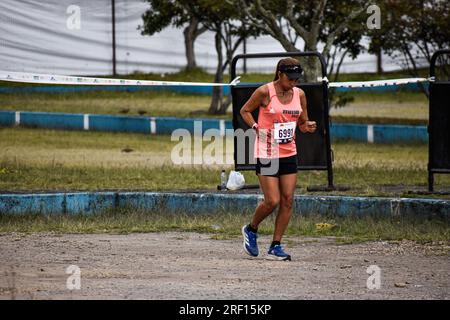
[0,209,448,243]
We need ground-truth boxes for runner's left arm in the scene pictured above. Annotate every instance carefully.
[298,90,317,133]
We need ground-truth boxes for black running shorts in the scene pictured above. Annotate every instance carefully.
[255,155,298,177]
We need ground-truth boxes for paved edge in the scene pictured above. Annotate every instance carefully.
[0,192,448,219]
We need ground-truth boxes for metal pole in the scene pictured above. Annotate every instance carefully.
[243,36,247,74]
[322,78,334,190]
[111,0,116,76]
[428,49,450,192]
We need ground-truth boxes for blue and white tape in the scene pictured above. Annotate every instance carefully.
[323,77,430,88]
[0,70,430,88]
[0,71,241,87]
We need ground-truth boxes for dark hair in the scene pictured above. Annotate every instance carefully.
[273,57,302,81]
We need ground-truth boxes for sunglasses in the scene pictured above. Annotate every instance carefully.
[279,65,303,74]
[279,65,303,82]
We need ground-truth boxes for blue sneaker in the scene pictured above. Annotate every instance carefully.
[242,225,259,257]
[267,244,291,261]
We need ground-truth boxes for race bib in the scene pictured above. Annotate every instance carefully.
[274,121,296,144]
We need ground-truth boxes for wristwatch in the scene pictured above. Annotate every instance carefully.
[252,123,259,130]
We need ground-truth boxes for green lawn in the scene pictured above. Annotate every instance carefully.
[0,69,429,123]
[1,71,447,241]
[1,127,448,198]
[0,89,428,124]
[0,91,217,119]
[330,91,428,125]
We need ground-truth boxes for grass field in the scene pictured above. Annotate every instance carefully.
[0,90,428,123]
[1,71,447,246]
[1,126,448,242]
[0,69,429,123]
[1,127,449,197]
[329,91,428,125]
[0,91,216,119]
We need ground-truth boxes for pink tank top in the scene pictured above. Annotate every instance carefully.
[254,82,302,159]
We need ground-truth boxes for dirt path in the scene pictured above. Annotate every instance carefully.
[0,232,448,300]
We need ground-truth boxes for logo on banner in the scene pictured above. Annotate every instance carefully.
[66,5,81,30]
[367,5,381,30]
[66,265,81,290]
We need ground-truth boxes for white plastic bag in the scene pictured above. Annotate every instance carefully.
[226,170,245,190]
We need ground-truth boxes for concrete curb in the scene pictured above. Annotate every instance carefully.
[0,192,448,219]
[0,110,427,143]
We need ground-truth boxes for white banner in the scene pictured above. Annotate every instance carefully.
[326,77,429,88]
[0,0,416,76]
[0,70,429,89]
[0,71,241,86]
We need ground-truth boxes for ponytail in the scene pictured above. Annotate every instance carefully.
[273,60,282,81]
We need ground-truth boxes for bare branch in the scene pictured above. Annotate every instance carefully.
[236,1,273,37]
[285,0,309,39]
[254,0,299,51]
[310,0,327,38]
[327,46,337,75]
[312,0,327,22]
[236,0,299,51]
[198,26,208,35]
[322,4,369,59]
[222,37,244,72]
[333,48,350,82]
[417,40,432,62]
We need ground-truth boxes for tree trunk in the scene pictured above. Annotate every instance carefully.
[208,29,224,114]
[304,40,321,82]
[403,44,429,98]
[218,94,232,114]
[376,47,383,74]
[183,17,202,70]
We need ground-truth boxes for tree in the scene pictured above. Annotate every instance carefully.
[192,1,260,114]
[237,0,370,82]
[140,1,257,115]
[139,0,207,70]
[368,0,450,97]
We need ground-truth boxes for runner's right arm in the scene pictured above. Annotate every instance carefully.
[240,85,268,129]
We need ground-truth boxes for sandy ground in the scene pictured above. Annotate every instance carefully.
[0,232,448,300]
